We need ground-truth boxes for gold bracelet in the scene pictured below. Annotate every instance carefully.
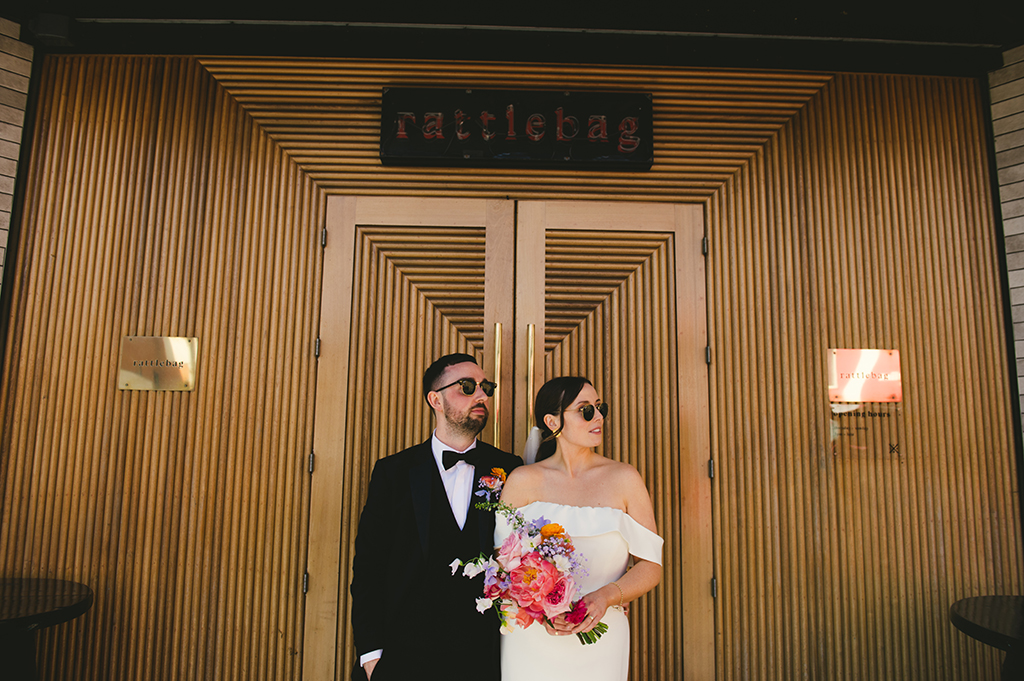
[611,581,624,608]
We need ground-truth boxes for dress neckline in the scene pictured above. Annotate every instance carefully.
[499,500,665,565]
[516,500,627,514]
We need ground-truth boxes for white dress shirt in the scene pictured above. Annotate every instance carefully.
[430,431,477,530]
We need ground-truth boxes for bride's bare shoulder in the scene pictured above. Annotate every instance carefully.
[594,459,651,500]
[596,457,643,481]
[600,461,657,530]
[501,464,547,505]
[506,462,546,484]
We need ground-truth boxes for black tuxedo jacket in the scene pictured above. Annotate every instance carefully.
[350,438,521,679]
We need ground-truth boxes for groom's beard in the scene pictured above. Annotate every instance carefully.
[441,396,489,437]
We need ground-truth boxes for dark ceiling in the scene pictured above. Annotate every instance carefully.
[7,2,1024,76]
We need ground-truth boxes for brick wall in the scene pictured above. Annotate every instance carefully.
[0,18,32,297]
[993,45,1024,424]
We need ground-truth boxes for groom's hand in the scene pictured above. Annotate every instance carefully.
[363,659,378,680]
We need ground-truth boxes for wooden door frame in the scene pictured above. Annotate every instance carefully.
[516,201,713,680]
[304,197,711,681]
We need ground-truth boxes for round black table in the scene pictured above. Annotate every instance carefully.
[950,595,1024,680]
[0,579,94,681]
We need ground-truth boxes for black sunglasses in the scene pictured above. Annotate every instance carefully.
[573,402,610,421]
[436,378,497,397]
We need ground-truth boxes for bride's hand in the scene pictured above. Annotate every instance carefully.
[567,590,612,636]
[542,617,564,636]
[543,612,581,636]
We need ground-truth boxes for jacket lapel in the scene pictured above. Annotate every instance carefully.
[409,443,434,557]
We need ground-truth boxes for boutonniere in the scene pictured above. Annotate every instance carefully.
[475,467,507,503]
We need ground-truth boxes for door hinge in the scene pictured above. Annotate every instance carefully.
[321,228,327,248]
[711,576,717,598]
[315,337,321,358]
[702,236,708,256]
[705,346,711,365]
[708,459,714,479]
[308,451,315,475]
[303,572,309,594]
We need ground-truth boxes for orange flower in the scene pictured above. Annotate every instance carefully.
[491,467,507,482]
[540,523,566,538]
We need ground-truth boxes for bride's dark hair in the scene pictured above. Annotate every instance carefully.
[534,376,592,462]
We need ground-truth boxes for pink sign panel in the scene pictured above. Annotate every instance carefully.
[828,349,902,403]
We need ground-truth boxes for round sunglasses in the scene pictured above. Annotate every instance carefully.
[572,402,610,421]
[436,377,497,397]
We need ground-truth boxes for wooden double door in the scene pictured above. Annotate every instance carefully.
[303,197,712,680]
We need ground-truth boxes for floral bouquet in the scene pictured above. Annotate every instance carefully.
[450,468,608,645]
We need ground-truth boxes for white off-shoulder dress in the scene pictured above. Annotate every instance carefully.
[493,501,664,681]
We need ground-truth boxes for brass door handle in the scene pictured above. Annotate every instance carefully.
[527,323,536,436]
[493,322,502,447]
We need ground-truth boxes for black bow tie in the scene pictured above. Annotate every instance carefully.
[442,449,478,470]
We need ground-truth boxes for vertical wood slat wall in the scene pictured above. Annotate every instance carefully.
[2,54,1020,681]
[0,56,323,680]
[707,74,1021,680]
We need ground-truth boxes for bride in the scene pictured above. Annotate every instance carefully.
[495,376,663,681]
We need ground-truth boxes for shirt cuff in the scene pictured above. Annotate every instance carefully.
[360,649,383,666]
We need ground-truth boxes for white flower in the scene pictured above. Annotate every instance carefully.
[553,554,570,572]
[475,597,494,613]
[463,561,485,578]
[449,558,462,576]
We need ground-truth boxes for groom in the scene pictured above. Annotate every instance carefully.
[350,353,522,681]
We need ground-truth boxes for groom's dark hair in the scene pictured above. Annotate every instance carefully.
[422,353,479,404]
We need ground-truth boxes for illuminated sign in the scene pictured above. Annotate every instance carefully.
[828,348,902,403]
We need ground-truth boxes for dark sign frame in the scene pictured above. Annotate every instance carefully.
[379,88,654,171]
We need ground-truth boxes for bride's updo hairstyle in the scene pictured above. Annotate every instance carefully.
[534,376,593,462]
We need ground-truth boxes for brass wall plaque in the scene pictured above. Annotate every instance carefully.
[118,336,198,391]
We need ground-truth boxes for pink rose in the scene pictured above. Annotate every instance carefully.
[540,575,577,618]
[524,602,546,623]
[498,531,523,571]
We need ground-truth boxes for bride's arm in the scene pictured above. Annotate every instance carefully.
[564,560,663,636]
[563,465,663,637]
